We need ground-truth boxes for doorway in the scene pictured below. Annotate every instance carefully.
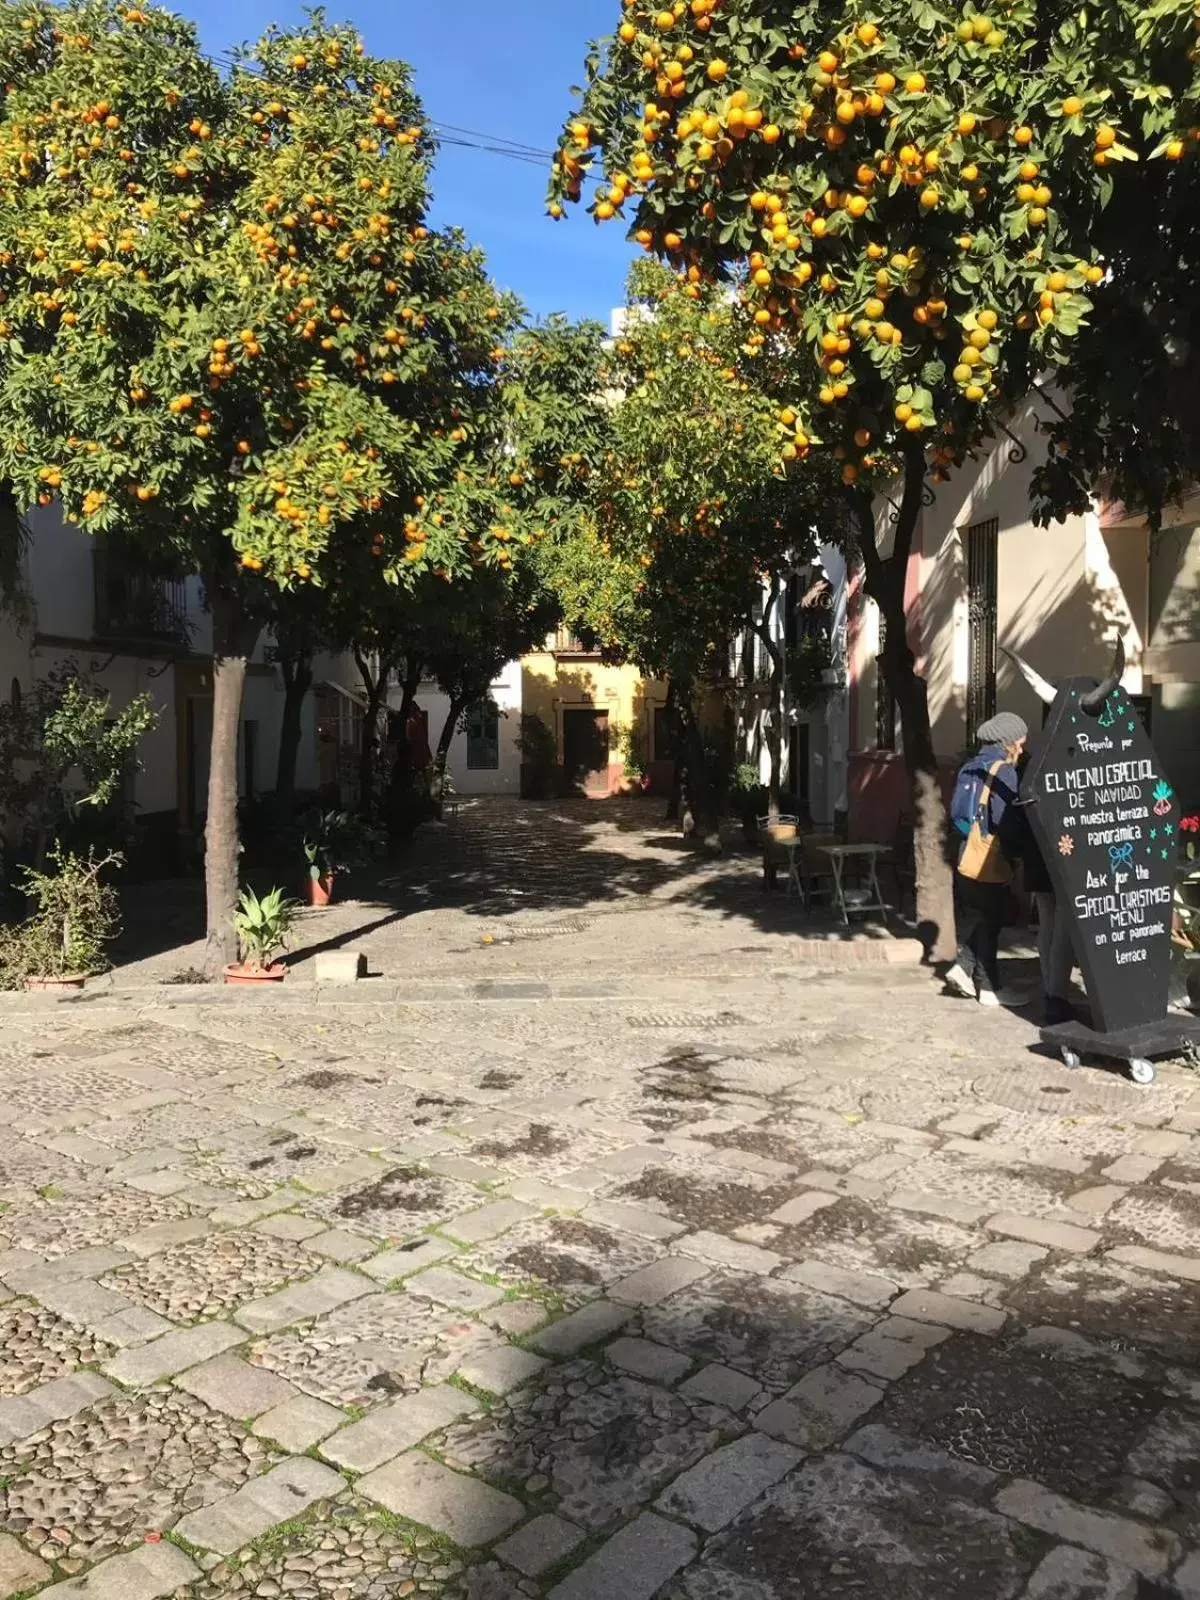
[965,516,999,737]
[562,708,610,795]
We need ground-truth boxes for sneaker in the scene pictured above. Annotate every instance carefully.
[976,985,1001,1008]
[944,962,974,999]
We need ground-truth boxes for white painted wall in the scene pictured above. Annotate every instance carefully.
[404,658,523,796]
[915,397,1111,756]
[0,501,360,818]
[24,643,178,816]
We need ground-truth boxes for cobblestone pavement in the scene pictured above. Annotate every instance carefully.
[1,799,1199,1598]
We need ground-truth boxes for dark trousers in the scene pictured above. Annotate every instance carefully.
[955,876,1007,991]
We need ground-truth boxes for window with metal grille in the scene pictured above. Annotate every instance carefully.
[466,700,500,770]
[876,611,897,751]
[965,517,999,738]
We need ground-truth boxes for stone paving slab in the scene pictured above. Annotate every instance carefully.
[0,1532,52,1597]
[455,1342,549,1396]
[358,1237,458,1281]
[495,1511,586,1579]
[251,1392,347,1453]
[358,1449,525,1546]
[404,1265,505,1312]
[530,1300,633,1355]
[321,1382,478,1472]
[995,1480,1180,1577]
[0,1371,117,1447]
[175,1352,297,1419]
[656,1432,802,1530]
[548,1511,697,1600]
[173,1455,346,1554]
[233,1266,374,1333]
[101,1320,244,1385]
[1024,1545,1139,1599]
[33,1541,199,1599]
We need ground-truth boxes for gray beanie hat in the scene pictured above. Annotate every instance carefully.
[977,711,1028,746]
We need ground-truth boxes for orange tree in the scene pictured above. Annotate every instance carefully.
[0,0,520,971]
[266,313,613,819]
[550,0,1200,952]
[542,261,837,833]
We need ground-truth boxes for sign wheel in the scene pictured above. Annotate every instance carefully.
[1128,1058,1155,1086]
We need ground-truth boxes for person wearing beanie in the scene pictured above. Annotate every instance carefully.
[944,711,1028,1006]
[975,711,1028,748]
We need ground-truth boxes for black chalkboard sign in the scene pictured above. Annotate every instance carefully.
[1022,680,1176,1034]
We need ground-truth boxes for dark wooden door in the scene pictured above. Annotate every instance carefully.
[562,709,610,795]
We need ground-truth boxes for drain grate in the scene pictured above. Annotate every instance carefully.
[626,1011,747,1030]
[973,1063,1190,1117]
[482,918,592,944]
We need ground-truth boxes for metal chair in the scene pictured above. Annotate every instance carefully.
[758,815,800,892]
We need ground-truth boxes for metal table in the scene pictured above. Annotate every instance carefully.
[815,842,889,926]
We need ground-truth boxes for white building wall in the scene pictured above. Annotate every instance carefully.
[404,659,523,796]
[2,502,364,821]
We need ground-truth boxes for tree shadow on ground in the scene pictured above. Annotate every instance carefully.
[242,1050,1197,1600]
[108,796,731,974]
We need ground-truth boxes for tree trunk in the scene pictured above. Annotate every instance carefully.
[663,680,680,821]
[204,584,261,979]
[353,647,389,820]
[676,686,719,847]
[752,577,785,820]
[384,660,423,811]
[431,695,466,813]
[849,447,956,961]
[396,660,422,730]
[275,648,313,810]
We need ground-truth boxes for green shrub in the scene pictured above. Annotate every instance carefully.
[0,846,122,985]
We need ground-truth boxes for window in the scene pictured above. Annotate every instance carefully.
[92,540,187,645]
[785,576,800,650]
[965,517,999,738]
[551,626,601,657]
[788,721,810,802]
[241,719,258,797]
[876,612,897,751]
[467,700,500,770]
[653,706,679,763]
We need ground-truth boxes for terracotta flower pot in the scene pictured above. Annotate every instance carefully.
[223,962,287,985]
[23,973,88,991]
[306,873,335,908]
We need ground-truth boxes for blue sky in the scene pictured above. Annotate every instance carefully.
[181,0,635,328]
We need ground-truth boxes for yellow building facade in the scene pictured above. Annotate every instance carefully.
[520,629,674,795]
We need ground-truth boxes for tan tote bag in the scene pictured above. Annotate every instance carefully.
[956,759,1013,886]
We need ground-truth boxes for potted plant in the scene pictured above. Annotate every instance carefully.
[615,723,650,793]
[730,763,767,846]
[0,846,122,990]
[225,886,294,983]
[301,809,383,907]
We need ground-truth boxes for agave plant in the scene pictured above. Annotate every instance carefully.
[232,886,295,971]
